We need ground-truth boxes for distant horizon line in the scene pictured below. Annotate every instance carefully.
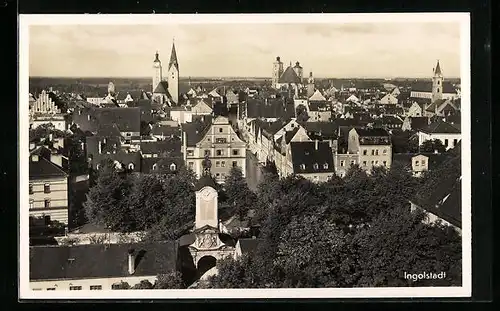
[30,75,462,80]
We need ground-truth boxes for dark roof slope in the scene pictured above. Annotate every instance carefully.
[412,176,461,228]
[182,119,211,147]
[420,120,461,134]
[355,128,390,137]
[290,141,334,174]
[29,155,67,180]
[278,66,302,84]
[29,241,178,281]
[237,238,264,254]
[96,107,141,133]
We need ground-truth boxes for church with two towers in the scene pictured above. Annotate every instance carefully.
[151,41,179,105]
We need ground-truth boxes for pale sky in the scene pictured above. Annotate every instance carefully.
[29,23,461,78]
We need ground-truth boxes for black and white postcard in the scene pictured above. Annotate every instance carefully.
[19,13,471,299]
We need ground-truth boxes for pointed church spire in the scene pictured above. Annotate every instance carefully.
[169,39,179,70]
[434,60,442,75]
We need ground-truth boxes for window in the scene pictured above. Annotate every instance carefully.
[437,87,440,93]
[444,139,449,147]
[96,163,100,170]
[375,150,379,155]
[453,139,458,147]
[152,163,157,171]
[90,285,102,290]
[69,286,82,291]
[216,150,223,156]
[219,128,223,133]
[216,173,220,177]
[350,160,355,166]
[421,160,426,166]
[300,164,306,170]
[29,199,34,209]
[32,288,42,291]
[187,150,194,156]
[363,150,367,155]
[371,161,374,165]
[126,133,131,136]
[383,149,387,154]
[188,162,194,169]
[363,161,367,166]
[216,161,220,167]
[232,161,238,167]
[340,160,345,167]
[46,288,56,291]
[44,199,50,208]
[128,163,135,170]
[232,149,239,156]
[204,150,211,156]
[44,183,51,194]
[438,80,441,85]
[323,163,329,169]
[313,163,319,170]
[383,161,387,166]
[415,160,420,166]
[371,150,375,156]
[170,163,177,171]
[29,184,33,194]
[221,161,226,167]
[215,138,227,143]
[340,172,345,178]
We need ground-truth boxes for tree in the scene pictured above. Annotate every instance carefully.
[112,281,131,290]
[29,123,66,143]
[83,159,135,232]
[154,272,185,289]
[128,174,170,230]
[142,169,196,241]
[274,215,349,288]
[132,280,154,289]
[420,139,446,153]
[224,166,257,221]
[350,206,462,287]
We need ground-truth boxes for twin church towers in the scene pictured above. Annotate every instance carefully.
[152,40,179,104]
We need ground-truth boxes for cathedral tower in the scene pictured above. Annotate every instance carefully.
[272,56,284,89]
[167,40,179,104]
[293,61,303,83]
[152,51,162,93]
[307,71,315,98]
[431,60,444,103]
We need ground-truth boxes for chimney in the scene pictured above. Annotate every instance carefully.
[128,249,135,275]
[29,142,35,150]
[87,114,91,121]
[98,141,102,154]
[315,140,319,150]
[31,154,39,162]
[48,133,53,141]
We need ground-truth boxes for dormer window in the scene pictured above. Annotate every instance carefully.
[313,163,319,170]
[415,160,420,166]
[128,163,134,170]
[152,163,157,171]
[170,163,177,171]
[96,163,100,170]
[300,164,306,170]
[323,163,329,169]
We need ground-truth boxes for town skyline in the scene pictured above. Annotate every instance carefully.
[29,22,462,79]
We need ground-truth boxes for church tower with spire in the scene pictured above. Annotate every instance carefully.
[431,60,444,103]
[167,40,179,104]
[307,71,315,98]
[152,51,162,93]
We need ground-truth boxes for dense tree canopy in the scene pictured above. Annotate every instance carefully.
[205,160,462,288]
[420,139,446,153]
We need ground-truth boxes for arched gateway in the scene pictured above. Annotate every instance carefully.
[187,157,235,271]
